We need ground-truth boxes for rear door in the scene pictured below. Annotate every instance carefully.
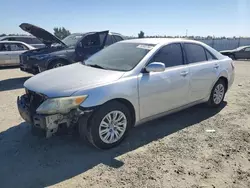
[7,43,28,65]
[0,43,11,65]
[184,43,219,102]
[75,31,109,60]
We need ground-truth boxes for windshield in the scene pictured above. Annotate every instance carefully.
[85,42,155,71]
[62,34,84,47]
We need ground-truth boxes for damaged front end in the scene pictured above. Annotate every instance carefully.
[17,90,91,138]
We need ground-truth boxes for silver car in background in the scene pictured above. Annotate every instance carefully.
[17,38,235,149]
[0,41,35,66]
[0,35,45,48]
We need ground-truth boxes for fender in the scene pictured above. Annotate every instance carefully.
[46,56,72,68]
[74,76,140,122]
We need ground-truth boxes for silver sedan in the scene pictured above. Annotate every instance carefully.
[17,38,235,149]
[0,41,35,66]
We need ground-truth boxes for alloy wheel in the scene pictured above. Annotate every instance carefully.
[99,110,127,144]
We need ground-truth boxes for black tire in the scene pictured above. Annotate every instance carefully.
[79,101,132,149]
[208,79,226,107]
[48,60,68,69]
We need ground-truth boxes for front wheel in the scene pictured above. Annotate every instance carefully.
[208,79,226,107]
[228,54,236,60]
[48,61,67,69]
[79,101,132,149]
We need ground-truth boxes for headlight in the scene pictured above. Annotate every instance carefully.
[36,95,88,114]
[31,54,50,60]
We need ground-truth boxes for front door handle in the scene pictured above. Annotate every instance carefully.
[180,71,189,76]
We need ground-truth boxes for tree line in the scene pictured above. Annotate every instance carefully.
[1,28,249,40]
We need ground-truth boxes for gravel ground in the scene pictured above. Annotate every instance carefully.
[0,61,250,188]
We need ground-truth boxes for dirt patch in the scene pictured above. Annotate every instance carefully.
[0,61,250,188]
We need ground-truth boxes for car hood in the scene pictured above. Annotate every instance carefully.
[20,23,67,47]
[24,63,125,97]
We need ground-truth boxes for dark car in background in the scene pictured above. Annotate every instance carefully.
[220,46,250,60]
[19,23,124,74]
[0,35,45,48]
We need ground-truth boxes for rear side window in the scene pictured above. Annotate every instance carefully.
[9,43,28,51]
[6,37,15,41]
[205,50,217,61]
[105,35,114,46]
[0,43,28,51]
[113,35,123,42]
[184,43,207,63]
[30,38,43,44]
[150,43,184,68]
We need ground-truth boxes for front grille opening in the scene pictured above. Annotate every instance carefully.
[26,90,47,114]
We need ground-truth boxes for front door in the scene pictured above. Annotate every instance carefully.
[139,43,190,119]
[75,31,109,61]
[183,43,219,102]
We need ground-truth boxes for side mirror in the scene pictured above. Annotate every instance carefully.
[145,62,165,73]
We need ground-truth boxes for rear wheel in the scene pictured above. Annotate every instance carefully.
[208,79,226,107]
[79,101,132,149]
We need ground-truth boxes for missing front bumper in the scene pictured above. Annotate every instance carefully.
[17,95,85,138]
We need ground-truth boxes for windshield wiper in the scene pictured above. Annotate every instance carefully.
[87,64,106,69]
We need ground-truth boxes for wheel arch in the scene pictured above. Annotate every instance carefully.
[46,58,71,69]
[218,76,228,92]
[96,98,136,127]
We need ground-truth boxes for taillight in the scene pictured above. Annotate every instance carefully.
[231,61,235,70]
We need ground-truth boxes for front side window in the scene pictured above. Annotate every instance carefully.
[85,42,155,71]
[150,43,184,68]
[81,33,100,47]
[184,43,207,63]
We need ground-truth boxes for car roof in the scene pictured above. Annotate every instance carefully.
[0,40,29,44]
[0,35,36,39]
[120,38,203,45]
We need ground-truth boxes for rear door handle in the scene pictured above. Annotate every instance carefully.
[180,71,189,76]
[214,64,219,69]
